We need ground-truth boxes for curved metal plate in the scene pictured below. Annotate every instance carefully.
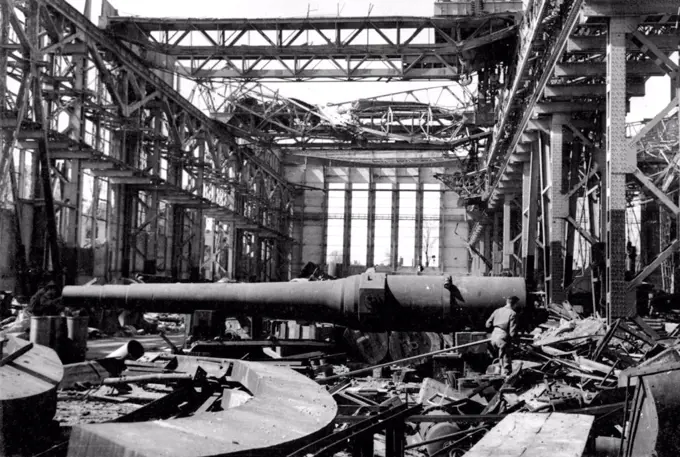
[67,357,337,457]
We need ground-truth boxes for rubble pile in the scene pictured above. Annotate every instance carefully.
[316,305,680,456]
[9,301,680,456]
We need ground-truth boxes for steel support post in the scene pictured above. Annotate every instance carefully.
[606,17,635,320]
[342,185,352,270]
[549,114,569,304]
[120,190,134,278]
[415,183,424,268]
[674,71,680,293]
[476,225,487,275]
[482,225,492,275]
[564,136,581,288]
[290,188,304,275]
[0,2,30,294]
[390,188,399,270]
[366,181,376,267]
[640,200,661,289]
[0,1,6,113]
[492,210,502,275]
[29,3,62,284]
[522,141,539,284]
[145,109,162,274]
[502,194,513,272]
[64,47,86,248]
[189,139,206,281]
[321,178,328,268]
[539,131,551,293]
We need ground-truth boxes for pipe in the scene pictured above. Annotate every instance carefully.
[105,340,145,360]
[63,273,526,332]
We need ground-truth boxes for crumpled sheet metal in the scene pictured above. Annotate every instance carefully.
[66,357,337,457]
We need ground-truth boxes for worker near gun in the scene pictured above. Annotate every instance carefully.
[485,295,520,376]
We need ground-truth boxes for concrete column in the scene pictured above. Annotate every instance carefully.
[366,181,376,267]
[439,186,468,274]
[414,183,424,267]
[342,185,352,269]
[549,114,569,304]
[606,17,635,319]
[390,188,399,269]
[303,166,326,267]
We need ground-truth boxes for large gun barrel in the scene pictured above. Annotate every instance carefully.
[62,273,525,332]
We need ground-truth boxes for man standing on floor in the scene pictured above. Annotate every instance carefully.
[486,295,519,376]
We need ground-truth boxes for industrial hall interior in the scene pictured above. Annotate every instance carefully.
[1,0,680,456]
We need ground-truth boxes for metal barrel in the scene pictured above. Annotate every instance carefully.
[29,316,67,360]
[105,340,145,360]
[62,273,525,332]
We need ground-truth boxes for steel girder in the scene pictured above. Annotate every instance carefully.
[198,80,484,152]
[103,4,504,165]
[105,15,517,81]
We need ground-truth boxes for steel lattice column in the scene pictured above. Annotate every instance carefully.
[550,114,569,304]
[606,17,635,320]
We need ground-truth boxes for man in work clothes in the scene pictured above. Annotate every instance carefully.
[486,296,520,376]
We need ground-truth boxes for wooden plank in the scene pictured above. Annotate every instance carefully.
[463,412,594,457]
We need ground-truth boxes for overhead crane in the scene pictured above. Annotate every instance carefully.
[104,14,518,81]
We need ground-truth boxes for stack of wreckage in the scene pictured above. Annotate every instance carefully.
[3,297,680,457]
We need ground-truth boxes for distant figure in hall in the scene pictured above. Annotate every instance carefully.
[485,295,520,376]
